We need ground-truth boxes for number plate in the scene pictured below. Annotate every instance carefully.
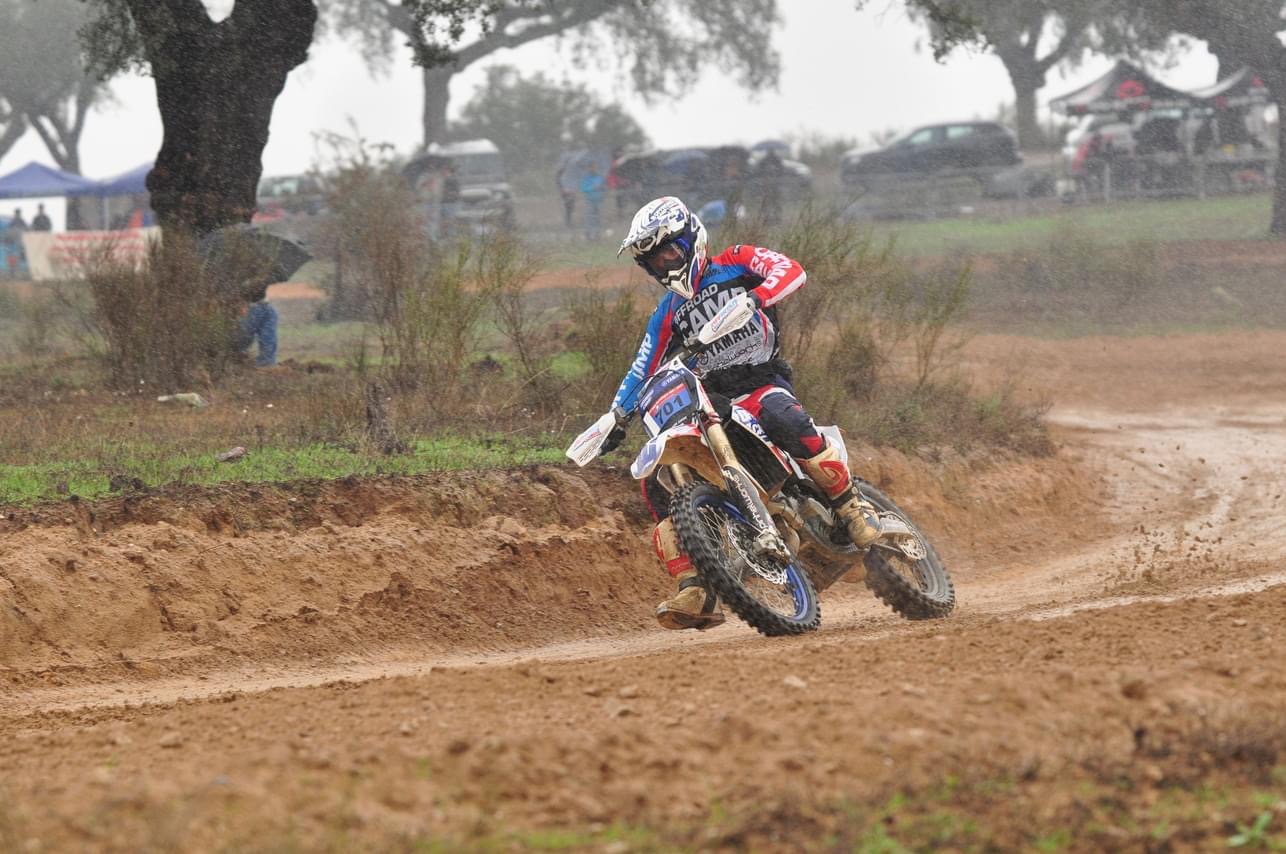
[638,369,699,436]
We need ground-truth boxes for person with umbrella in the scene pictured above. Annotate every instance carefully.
[198,225,312,368]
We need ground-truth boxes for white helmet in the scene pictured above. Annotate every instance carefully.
[618,196,708,299]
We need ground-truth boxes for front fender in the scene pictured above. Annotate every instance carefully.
[631,423,703,480]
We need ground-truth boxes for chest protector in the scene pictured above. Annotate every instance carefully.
[672,273,781,378]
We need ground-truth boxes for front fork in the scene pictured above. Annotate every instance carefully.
[674,418,792,563]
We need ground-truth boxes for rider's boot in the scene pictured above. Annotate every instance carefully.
[652,518,725,630]
[800,444,882,548]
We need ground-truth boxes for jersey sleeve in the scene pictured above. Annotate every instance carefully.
[611,295,677,414]
[711,244,807,308]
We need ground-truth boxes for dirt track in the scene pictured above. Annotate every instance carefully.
[4,331,1286,850]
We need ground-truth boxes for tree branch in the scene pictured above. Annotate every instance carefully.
[123,0,213,52]
[0,113,27,163]
[27,114,71,171]
[454,1,623,67]
[1035,16,1085,76]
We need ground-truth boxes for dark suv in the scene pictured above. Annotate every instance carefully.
[841,121,1021,185]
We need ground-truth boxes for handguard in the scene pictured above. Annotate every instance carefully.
[565,407,629,467]
[696,292,758,346]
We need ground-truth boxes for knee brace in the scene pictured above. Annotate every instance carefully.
[652,518,693,577]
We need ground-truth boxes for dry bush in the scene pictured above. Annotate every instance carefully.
[992,226,1163,304]
[854,376,1052,456]
[484,234,561,413]
[321,161,505,401]
[714,203,1053,454]
[85,235,243,390]
[563,282,652,413]
[10,290,59,359]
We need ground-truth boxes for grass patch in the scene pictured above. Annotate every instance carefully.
[876,193,1273,257]
[0,434,568,505]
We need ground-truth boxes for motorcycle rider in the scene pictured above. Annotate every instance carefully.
[599,196,882,630]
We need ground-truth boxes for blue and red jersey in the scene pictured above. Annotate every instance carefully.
[612,244,807,413]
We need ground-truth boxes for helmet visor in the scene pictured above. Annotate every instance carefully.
[640,241,686,278]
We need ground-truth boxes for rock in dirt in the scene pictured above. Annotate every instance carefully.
[1120,676,1149,700]
[108,474,147,493]
[159,732,184,749]
[782,675,808,690]
[156,393,209,408]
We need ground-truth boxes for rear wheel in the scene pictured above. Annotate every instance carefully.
[671,482,820,636]
[858,482,955,620]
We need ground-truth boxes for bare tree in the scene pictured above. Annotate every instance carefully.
[327,0,782,147]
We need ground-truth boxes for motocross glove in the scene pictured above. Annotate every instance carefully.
[599,423,627,456]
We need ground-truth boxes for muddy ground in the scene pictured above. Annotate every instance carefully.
[4,330,1286,851]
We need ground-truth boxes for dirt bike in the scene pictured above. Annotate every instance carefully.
[567,294,955,636]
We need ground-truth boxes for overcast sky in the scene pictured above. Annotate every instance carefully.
[0,0,1222,180]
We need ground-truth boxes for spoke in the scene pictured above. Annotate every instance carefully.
[695,499,799,618]
[885,553,926,589]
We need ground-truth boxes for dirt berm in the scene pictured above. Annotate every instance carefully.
[0,445,1097,689]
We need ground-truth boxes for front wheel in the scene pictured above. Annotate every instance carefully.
[671,482,820,636]
[858,482,955,620]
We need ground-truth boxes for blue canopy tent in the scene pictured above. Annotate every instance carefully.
[84,162,150,197]
[0,161,97,199]
[66,161,153,229]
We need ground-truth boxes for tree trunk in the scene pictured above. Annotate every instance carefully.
[1272,90,1286,238]
[422,64,453,148]
[1011,76,1043,152]
[128,0,317,234]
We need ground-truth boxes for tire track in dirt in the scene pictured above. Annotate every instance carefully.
[5,400,1285,719]
[7,333,1286,849]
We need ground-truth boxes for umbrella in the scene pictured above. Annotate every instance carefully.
[197,223,312,302]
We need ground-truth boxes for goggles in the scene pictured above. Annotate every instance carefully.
[639,240,687,278]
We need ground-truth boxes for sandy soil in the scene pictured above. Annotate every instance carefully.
[4,331,1286,850]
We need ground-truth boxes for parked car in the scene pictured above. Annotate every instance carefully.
[405,138,515,233]
[748,149,813,196]
[841,121,1021,186]
[257,173,325,218]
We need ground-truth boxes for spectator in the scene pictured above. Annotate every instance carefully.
[555,153,578,229]
[580,161,606,241]
[413,165,444,239]
[9,208,27,232]
[234,276,278,368]
[440,163,461,238]
[31,204,52,232]
[606,149,630,221]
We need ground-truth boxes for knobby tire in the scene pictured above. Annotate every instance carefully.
[857,482,955,620]
[671,481,820,637]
